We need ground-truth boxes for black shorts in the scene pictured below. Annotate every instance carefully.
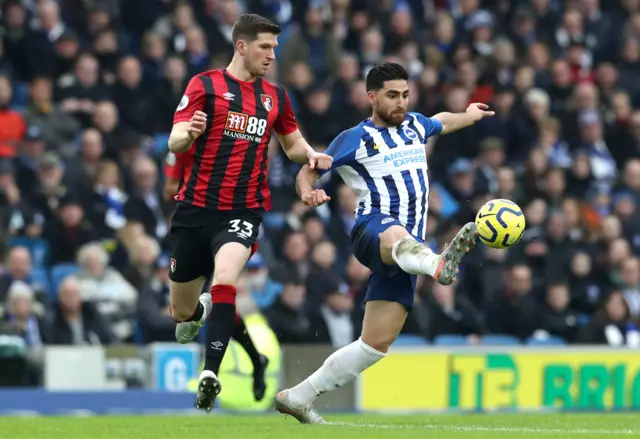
[168,203,262,283]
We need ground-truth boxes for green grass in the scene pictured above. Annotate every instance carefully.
[2,413,640,439]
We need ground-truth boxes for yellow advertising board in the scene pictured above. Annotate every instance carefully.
[357,349,640,411]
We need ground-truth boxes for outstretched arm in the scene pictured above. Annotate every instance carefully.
[276,129,332,169]
[432,103,495,135]
[296,165,331,207]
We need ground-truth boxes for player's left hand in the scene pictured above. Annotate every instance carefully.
[466,103,495,121]
[307,151,333,170]
[302,189,331,207]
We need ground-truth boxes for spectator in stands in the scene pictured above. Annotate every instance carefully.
[66,128,104,187]
[47,275,116,345]
[265,271,329,344]
[124,157,168,241]
[245,253,282,310]
[536,282,580,343]
[24,76,80,152]
[152,55,188,132]
[485,264,538,340]
[275,231,310,281]
[569,251,603,314]
[75,242,137,341]
[327,184,357,264]
[121,234,161,291]
[83,160,127,239]
[1,281,46,347]
[579,291,640,347]
[44,194,95,265]
[617,257,640,317]
[0,74,26,158]
[423,281,485,344]
[56,53,109,130]
[91,101,131,161]
[281,4,340,81]
[112,56,153,134]
[28,151,75,220]
[137,254,173,342]
[0,246,46,303]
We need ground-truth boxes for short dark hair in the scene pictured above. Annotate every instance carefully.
[232,14,281,44]
[365,62,409,91]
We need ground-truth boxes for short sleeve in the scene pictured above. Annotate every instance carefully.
[273,86,298,136]
[164,151,184,180]
[317,127,360,177]
[413,112,443,137]
[173,76,207,124]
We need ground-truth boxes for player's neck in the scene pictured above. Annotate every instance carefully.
[226,57,256,83]
[369,114,392,128]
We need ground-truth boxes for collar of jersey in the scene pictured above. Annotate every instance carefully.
[363,118,403,130]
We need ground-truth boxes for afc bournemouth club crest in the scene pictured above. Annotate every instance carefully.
[261,94,273,112]
[170,258,176,273]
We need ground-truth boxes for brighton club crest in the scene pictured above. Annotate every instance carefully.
[261,94,273,112]
[170,258,176,273]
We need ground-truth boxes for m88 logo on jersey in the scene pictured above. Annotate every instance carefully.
[224,111,267,142]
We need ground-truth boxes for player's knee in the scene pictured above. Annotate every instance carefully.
[379,225,410,264]
[360,334,395,354]
[170,305,194,322]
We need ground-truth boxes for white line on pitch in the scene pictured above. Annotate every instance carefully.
[329,421,639,435]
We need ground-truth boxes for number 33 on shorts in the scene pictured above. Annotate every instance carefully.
[229,219,254,240]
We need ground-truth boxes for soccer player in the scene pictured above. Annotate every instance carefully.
[275,63,495,423]
[163,151,270,402]
[166,14,332,411]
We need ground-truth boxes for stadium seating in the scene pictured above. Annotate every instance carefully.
[153,134,170,154]
[433,334,469,346]
[525,336,567,346]
[49,263,81,294]
[480,335,520,346]
[393,334,428,346]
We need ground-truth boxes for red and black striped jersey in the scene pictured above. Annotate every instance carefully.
[172,69,298,211]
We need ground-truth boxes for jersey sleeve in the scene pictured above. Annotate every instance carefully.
[173,75,206,124]
[164,151,184,180]
[412,112,443,137]
[317,127,360,177]
[273,86,299,136]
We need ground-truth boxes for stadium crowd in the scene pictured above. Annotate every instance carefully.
[0,0,640,356]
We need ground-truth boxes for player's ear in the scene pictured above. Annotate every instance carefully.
[236,39,247,56]
[367,90,375,105]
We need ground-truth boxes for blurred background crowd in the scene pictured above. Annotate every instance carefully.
[1,0,640,360]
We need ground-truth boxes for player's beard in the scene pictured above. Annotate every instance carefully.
[377,107,406,126]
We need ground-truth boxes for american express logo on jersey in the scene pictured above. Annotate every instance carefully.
[383,148,426,167]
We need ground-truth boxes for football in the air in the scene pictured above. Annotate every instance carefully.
[475,199,526,249]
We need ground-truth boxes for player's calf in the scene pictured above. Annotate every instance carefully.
[203,243,252,376]
[169,278,207,322]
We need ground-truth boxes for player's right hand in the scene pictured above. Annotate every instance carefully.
[187,111,207,140]
[302,189,331,207]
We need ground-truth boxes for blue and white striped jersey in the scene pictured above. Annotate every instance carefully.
[320,112,442,240]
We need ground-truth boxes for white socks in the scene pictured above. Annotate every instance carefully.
[287,338,386,408]
[392,236,439,277]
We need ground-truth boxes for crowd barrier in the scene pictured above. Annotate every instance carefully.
[1,345,637,415]
[357,347,640,412]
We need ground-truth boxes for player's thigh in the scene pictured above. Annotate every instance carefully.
[168,225,214,318]
[360,271,415,353]
[351,213,410,270]
[211,211,261,286]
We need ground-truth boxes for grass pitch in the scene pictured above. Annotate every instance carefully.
[2,413,640,439]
